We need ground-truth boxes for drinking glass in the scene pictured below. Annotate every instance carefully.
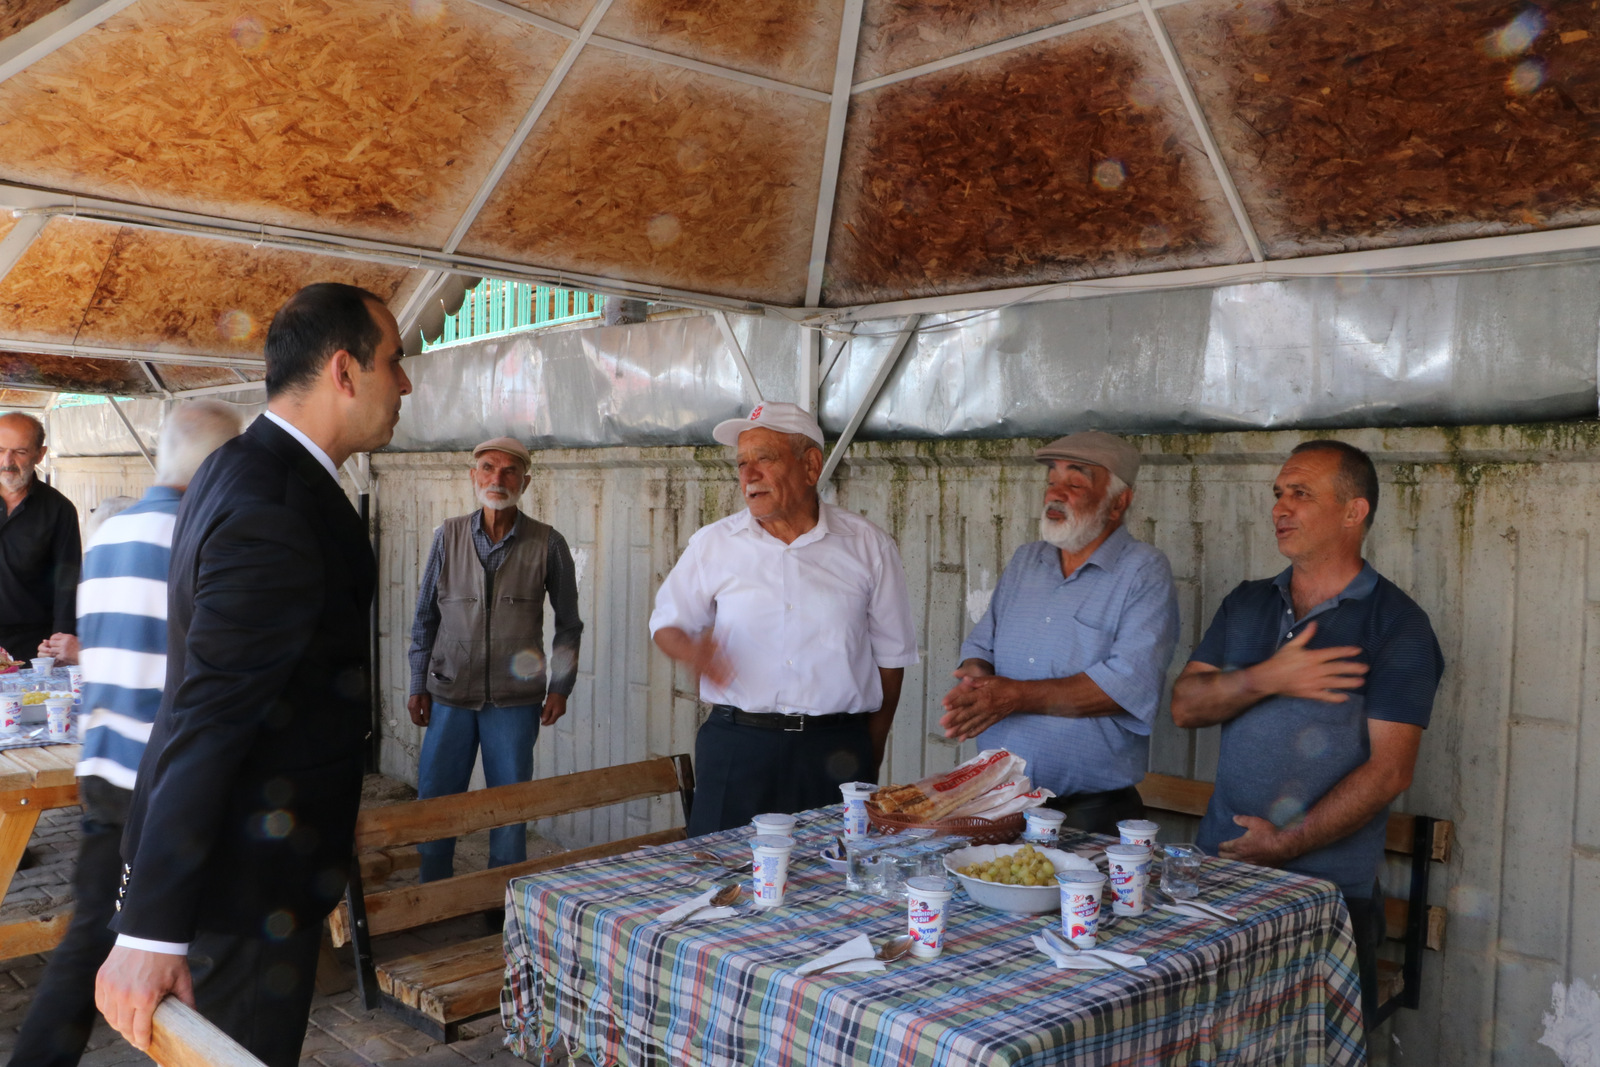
[845,838,882,893]
[1162,844,1204,900]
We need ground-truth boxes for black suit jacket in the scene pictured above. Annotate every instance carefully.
[117,417,376,942]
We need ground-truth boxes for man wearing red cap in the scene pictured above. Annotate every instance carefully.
[407,436,584,885]
[650,403,919,835]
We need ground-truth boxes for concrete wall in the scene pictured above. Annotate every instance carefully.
[55,423,1600,1065]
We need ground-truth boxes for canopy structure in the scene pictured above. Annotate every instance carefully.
[1,0,1597,397]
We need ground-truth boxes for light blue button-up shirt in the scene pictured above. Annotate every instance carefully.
[960,526,1180,795]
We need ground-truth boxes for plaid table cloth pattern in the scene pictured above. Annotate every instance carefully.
[501,808,1367,1067]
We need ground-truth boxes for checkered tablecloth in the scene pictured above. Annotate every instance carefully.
[501,808,1367,1067]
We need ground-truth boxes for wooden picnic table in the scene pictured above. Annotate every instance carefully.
[0,743,80,960]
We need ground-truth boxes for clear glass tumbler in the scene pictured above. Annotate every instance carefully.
[880,847,918,898]
[845,838,882,893]
[1162,844,1204,900]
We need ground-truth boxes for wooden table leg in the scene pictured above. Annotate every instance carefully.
[0,803,44,900]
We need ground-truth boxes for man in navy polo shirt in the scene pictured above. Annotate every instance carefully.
[1171,439,1443,1026]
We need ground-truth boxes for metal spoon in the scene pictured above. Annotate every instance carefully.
[814,934,915,973]
[1153,885,1239,924]
[666,882,744,929]
[1040,928,1142,976]
[685,850,754,874]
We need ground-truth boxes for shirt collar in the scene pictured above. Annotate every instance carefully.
[142,485,183,504]
[1273,560,1379,612]
[262,411,340,483]
[1051,523,1134,579]
[734,499,835,547]
[472,508,520,547]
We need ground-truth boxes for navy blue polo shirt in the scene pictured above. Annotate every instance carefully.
[1190,562,1443,898]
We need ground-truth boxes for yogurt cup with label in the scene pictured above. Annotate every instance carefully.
[44,697,71,742]
[750,834,795,908]
[1105,843,1152,916]
[1117,819,1160,847]
[751,812,798,837]
[66,666,83,707]
[905,876,955,958]
[840,782,874,840]
[0,693,20,735]
[1022,808,1067,846]
[1057,869,1107,948]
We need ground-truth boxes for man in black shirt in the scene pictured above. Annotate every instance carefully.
[0,413,79,660]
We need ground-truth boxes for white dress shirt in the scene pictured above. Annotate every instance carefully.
[113,410,340,958]
[649,503,919,714]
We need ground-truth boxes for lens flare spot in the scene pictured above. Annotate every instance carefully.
[1267,795,1305,826]
[230,15,266,52]
[217,309,254,343]
[1296,726,1329,760]
[646,213,681,250]
[409,0,445,20]
[262,809,294,839]
[1138,224,1171,251]
[263,910,295,940]
[1334,271,1370,296]
[1486,8,1545,57]
[1507,58,1546,95]
[511,649,546,681]
[1092,160,1126,191]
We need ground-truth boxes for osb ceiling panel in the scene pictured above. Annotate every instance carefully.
[0,217,117,343]
[73,228,408,356]
[0,0,570,245]
[461,49,828,305]
[856,0,1129,83]
[1,0,70,43]
[155,365,255,391]
[498,0,595,27]
[598,0,844,93]
[825,20,1247,306]
[0,388,50,408]
[0,352,147,394]
[1164,0,1600,256]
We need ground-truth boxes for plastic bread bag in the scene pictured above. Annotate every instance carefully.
[872,750,1026,821]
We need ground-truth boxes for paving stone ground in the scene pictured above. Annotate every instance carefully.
[0,777,590,1067]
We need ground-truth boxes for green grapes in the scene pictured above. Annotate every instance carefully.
[957,844,1057,886]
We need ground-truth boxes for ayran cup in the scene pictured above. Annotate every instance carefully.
[1057,869,1107,948]
[66,666,83,706]
[905,876,955,958]
[750,834,795,908]
[30,657,53,675]
[44,697,71,742]
[0,693,19,735]
[839,782,874,840]
[751,812,797,837]
[1105,843,1153,916]
[1117,818,1159,847]
[1022,808,1067,846]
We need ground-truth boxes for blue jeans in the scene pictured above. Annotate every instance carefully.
[416,700,539,883]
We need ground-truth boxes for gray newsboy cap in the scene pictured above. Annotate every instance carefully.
[1033,431,1140,487]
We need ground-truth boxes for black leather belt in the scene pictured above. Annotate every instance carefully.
[712,704,862,732]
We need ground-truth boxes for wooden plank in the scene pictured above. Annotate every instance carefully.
[1375,958,1404,1005]
[0,753,38,792]
[378,936,502,1009]
[352,756,684,852]
[149,997,267,1067]
[0,784,78,813]
[330,826,685,945]
[4,747,79,788]
[419,969,502,1024]
[0,912,70,961]
[357,847,420,884]
[1137,773,1454,861]
[1383,899,1447,951]
[0,805,43,899]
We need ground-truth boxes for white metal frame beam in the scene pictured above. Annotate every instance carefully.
[0,0,140,85]
[818,314,919,484]
[803,0,867,307]
[1138,0,1262,262]
[0,336,262,370]
[169,380,266,400]
[714,312,764,403]
[108,397,156,471]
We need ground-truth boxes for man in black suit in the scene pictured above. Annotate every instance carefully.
[94,283,411,1067]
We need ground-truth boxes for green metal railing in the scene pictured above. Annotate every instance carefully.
[423,279,602,351]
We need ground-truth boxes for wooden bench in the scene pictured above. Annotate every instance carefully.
[334,754,695,1041]
[1136,773,1451,1025]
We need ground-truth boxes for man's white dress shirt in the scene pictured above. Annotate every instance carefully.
[649,503,919,714]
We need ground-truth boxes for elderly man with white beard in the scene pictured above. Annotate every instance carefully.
[940,432,1178,834]
[0,412,80,664]
[407,437,583,887]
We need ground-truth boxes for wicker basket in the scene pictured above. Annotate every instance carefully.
[866,803,1025,846]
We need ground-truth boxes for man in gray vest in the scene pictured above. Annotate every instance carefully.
[407,436,583,883]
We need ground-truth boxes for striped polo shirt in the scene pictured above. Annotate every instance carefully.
[74,485,180,790]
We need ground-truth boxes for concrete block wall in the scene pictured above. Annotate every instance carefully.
[56,423,1600,1064]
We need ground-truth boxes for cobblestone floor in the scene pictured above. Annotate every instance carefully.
[0,778,585,1067]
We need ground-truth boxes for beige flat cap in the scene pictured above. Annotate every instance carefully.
[1034,431,1140,487]
[472,436,531,467]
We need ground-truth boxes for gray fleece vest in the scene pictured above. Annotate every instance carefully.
[425,511,551,708]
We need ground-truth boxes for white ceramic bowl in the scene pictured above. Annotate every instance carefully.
[819,843,849,874]
[944,843,1099,914]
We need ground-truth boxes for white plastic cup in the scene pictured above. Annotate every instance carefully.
[44,698,71,742]
[30,657,53,675]
[0,693,20,735]
[905,876,955,958]
[751,812,797,837]
[1106,843,1152,916]
[750,834,795,908]
[1022,808,1067,846]
[1117,819,1160,847]
[66,666,83,706]
[1058,870,1107,948]
[840,782,874,840]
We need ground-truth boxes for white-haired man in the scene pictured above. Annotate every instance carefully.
[650,402,919,836]
[13,400,242,1067]
[940,431,1179,834]
[407,437,583,884]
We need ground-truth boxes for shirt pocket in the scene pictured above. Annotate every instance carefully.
[1053,617,1114,676]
